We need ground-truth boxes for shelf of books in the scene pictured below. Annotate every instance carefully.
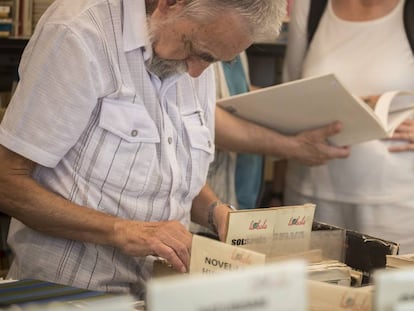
[2,0,54,37]
[0,1,13,37]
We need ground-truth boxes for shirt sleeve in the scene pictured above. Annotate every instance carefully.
[0,23,103,167]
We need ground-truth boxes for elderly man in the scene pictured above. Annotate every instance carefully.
[0,0,349,298]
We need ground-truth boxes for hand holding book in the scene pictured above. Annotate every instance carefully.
[217,74,414,146]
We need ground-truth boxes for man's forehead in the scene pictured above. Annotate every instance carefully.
[191,16,252,61]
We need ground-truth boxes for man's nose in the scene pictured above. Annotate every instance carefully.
[186,58,210,77]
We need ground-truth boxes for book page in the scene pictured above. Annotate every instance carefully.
[374,91,414,134]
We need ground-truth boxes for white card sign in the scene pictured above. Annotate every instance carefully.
[374,268,414,311]
[147,260,307,311]
[225,204,315,256]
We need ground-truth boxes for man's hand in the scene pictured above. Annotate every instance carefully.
[113,220,193,273]
[0,145,193,273]
[291,121,350,166]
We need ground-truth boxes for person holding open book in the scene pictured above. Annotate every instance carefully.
[191,51,351,240]
[207,52,351,212]
[283,0,414,253]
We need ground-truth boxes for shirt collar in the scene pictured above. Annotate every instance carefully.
[123,0,152,58]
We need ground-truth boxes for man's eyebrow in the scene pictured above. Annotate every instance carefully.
[194,51,218,63]
[188,40,219,63]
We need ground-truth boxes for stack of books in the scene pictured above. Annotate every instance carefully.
[0,279,136,310]
[386,253,414,269]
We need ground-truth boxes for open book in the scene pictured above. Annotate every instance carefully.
[217,74,414,146]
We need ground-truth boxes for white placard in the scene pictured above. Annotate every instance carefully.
[374,268,414,311]
[225,204,315,257]
[147,260,307,311]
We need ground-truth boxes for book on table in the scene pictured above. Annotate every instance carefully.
[217,73,414,146]
[0,279,135,310]
[386,253,414,269]
[312,221,399,285]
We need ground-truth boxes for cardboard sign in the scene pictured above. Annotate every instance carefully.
[189,234,266,274]
[225,204,315,257]
[309,280,373,311]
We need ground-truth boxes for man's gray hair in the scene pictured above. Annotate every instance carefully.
[181,0,287,42]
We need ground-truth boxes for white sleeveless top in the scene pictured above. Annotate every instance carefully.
[285,0,414,203]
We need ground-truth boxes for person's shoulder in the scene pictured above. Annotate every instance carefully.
[291,0,312,17]
[40,0,118,28]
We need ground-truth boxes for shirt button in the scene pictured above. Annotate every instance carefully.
[208,140,212,148]
[168,137,173,144]
[131,129,138,137]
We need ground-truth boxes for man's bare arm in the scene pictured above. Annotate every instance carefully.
[0,145,192,272]
[215,106,350,165]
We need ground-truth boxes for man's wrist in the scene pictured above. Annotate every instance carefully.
[207,200,236,233]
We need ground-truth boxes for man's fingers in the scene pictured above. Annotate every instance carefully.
[150,235,191,273]
[151,242,188,273]
[149,222,192,272]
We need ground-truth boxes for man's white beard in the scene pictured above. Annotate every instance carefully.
[146,53,187,79]
[146,17,188,79]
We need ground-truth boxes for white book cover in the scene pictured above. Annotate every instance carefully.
[218,74,414,146]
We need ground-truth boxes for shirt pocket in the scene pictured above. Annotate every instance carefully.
[90,97,160,196]
[99,98,160,143]
[182,111,214,197]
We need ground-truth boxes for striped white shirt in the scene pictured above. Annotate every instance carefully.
[0,0,215,296]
